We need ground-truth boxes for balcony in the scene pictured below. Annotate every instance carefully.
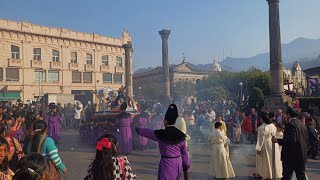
[100,65,110,72]
[8,58,22,67]
[50,62,62,69]
[85,64,94,71]
[69,63,79,70]
[31,60,43,68]
[115,66,124,73]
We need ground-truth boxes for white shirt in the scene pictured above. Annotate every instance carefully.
[74,108,82,119]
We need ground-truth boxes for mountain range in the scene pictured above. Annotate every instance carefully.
[194,37,320,71]
[135,37,320,73]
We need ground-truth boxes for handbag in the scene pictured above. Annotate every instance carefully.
[38,138,61,180]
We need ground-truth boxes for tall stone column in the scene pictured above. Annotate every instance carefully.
[159,29,171,104]
[265,0,291,110]
[268,0,284,96]
[123,42,133,104]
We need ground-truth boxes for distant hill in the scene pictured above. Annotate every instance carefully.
[194,37,320,71]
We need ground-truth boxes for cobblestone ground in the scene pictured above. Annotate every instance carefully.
[58,130,320,180]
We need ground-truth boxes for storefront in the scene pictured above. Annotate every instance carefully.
[0,91,20,101]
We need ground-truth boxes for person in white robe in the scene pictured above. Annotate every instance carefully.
[208,122,235,179]
[256,112,282,179]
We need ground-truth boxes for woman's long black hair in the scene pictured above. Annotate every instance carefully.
[13,153,46,180]
[23,121,47,154]
[91,134,118,180]
[0,136,9,172]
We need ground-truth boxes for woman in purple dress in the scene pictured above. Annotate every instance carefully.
[44,103,61,143]
[136,104,190,180]
[134,107,150,150]
[117,103,133,155]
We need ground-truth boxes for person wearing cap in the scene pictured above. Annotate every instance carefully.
[136,104,190,180]
[44,103,62,143]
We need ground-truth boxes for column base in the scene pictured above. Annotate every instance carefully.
[263,94,292,112]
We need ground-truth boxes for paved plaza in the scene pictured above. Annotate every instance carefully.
[58,130,320,180]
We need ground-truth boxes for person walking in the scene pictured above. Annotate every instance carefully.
[44,103,61,143]
[117,103,133,155]
[136,104,190,180]
[73,105,82,130]
[256,112,282,179]
[63,103,74,129]
[272,108,308,180]
[208,122,235,179]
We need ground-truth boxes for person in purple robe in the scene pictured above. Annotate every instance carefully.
[44,103,61,143]
[134,107,150,150]
[136,104,190,180]
[117,103,133,155]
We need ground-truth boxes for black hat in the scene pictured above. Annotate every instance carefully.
[49,103,56,109]
[165,104,178,125]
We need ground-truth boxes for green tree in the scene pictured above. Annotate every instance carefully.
[248,87,265,109]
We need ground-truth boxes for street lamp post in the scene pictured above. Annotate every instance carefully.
[138,86,142,99]
[239,82,243,104]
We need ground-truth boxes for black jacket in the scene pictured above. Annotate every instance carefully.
[278,118,308,163]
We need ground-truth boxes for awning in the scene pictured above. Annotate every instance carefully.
[0,92,20,101]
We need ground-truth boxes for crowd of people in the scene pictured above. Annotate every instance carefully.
[0,97,318,179]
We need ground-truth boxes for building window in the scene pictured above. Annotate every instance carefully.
[11,45,20,59]
[116,56,123,67]
[6,68,19,82]
[102,55,108,66]
[103,73,112,83]
[113,74,122,84]
[83,72,92,83]
[48,71,59,82]
[34,70,46,82]
[71,52,77,64]
[33,48,41,60]
[52,50,60,62]
[72,71,82,83]
[0,68,3,81]
[86,53,93,65]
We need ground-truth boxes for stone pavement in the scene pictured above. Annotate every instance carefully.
[58,130,320,180]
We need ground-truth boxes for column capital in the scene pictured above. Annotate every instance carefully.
[267,0,279,4]
[159,29,171,39]
[122,42,132,50]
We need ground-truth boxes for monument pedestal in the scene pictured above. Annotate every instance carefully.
[264,95,292,112]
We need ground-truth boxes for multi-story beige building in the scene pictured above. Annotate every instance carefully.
[0,19,131,104]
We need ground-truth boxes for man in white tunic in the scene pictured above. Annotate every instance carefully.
[208,122,235,179]
[256,112,282,179]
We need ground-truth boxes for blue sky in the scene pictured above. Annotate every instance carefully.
[1,0,319,70]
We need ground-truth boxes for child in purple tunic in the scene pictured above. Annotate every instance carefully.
[44,103,61,143]
[137,104,190,180]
